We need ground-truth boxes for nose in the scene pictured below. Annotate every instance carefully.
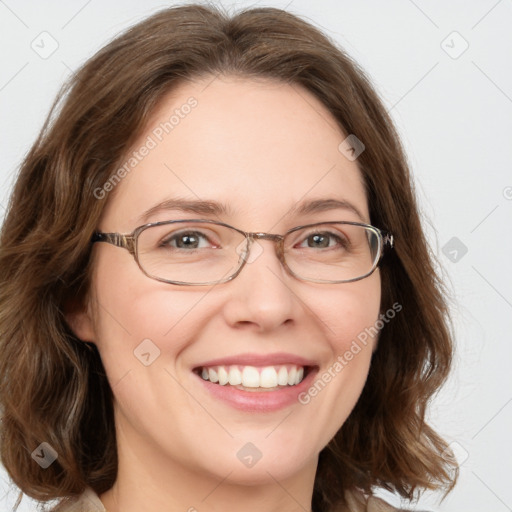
[221,238,298,332]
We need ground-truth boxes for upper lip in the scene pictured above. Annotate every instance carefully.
[193,352,318,370]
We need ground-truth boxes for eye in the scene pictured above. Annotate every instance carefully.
[297,231,348,249]
[161,230,216,250]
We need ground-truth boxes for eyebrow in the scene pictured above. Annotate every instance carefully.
[289,198,366,222]
[137,197,366,224]
[138,197,233,223]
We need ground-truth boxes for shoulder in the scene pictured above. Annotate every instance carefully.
[48,487,106,512]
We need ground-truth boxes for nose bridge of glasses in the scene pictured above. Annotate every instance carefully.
[249,232,283,242]
[246,232,286,261]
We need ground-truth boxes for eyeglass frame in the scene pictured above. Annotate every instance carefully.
[91,218,394,286]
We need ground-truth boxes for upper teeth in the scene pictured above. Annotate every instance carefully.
[200,364,305,388]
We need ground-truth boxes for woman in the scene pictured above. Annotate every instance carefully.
[0,4,457,512]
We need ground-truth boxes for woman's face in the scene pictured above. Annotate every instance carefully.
[72,75,381,487]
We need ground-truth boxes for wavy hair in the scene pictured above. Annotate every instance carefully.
[0,4,457,511]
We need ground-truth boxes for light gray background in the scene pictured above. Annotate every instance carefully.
[1,1,511,511]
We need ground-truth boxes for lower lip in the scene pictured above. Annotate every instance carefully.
[193,368,319,412]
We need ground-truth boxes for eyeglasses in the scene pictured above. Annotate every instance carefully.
[91,219,394,286]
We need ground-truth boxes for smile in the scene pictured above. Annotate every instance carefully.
[195,364,308,390]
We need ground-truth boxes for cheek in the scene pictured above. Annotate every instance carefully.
[297,273,381,440]
[89,250,208,379]
[319,271,382,353]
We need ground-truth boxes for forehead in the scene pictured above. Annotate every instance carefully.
[99,75,369,231]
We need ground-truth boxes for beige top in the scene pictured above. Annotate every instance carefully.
[52,486,408,512]
[50,487,106,512]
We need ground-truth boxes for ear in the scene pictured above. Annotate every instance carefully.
[64,296,96,343]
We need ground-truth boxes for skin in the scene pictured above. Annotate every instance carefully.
[68,75,382,512]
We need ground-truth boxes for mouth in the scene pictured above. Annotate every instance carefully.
[192,364,315,392]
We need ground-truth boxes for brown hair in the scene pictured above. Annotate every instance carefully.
[0,4,457,511]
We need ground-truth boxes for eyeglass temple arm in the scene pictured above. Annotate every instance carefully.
[91,232,136,254]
